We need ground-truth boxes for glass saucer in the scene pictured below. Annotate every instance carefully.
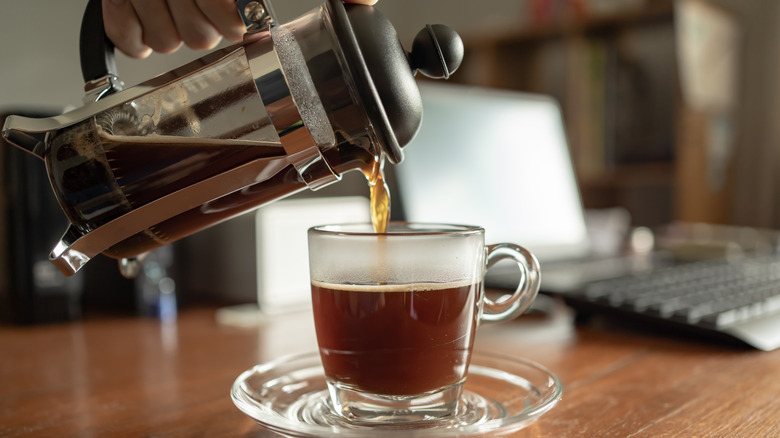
[231,351,563,437]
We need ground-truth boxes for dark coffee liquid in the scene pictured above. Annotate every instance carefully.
[311,280,480,395]
[48,120,304,259]
[100,132,307,258]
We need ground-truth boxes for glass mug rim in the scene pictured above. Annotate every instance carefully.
[309,221,484,237]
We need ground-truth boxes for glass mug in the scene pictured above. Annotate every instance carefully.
[307,223,541,422]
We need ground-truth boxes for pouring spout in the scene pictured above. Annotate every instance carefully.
[50,225,91,276]
[2,118,47,160]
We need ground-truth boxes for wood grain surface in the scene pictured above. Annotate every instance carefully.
[2,298,778,437]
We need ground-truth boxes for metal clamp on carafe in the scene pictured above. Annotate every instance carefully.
[2,0,464,278]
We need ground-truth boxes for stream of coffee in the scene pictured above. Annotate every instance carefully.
[364,154,390,234]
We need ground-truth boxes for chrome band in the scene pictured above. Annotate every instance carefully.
[245,30,339,191]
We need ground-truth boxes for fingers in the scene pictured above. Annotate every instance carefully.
[104,0,377,58]
[167,0,221,51]
[103,0,242,57]
[131,0,183,53]
[195,0,245,43]
[102,0,152,58]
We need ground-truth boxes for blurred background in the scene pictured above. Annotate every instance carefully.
[1,0,776,226]
[1,0,778,321]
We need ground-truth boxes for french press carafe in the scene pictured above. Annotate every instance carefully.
[2,0,463,277]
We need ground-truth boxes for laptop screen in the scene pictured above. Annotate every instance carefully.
[395,83,590,263]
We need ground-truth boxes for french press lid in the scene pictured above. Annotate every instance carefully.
[325,0,464,164]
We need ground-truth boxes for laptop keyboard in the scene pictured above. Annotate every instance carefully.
[561,252,780,350]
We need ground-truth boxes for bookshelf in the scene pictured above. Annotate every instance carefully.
[455,0,690,226]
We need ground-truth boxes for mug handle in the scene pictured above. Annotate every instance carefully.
[481,243,541,323]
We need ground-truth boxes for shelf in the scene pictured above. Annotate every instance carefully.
[456,0,692,226]
[468,0,674,47]
[578,162,675,189]
[578,162,675,226]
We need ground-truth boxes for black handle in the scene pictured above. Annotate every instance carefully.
[79,0,118,84]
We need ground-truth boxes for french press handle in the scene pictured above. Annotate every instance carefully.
[79,0,118,85]
[79,0,123,100]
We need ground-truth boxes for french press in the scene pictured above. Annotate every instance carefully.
[2,0,463,277]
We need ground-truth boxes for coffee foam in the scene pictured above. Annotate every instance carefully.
[311,279,477,292]
[53,119,102,160]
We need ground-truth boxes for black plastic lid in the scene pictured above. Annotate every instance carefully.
[326,0,464,164]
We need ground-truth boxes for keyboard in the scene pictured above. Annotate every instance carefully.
[557,252,780,351]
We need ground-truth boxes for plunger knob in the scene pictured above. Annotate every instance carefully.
[410,24,464,79]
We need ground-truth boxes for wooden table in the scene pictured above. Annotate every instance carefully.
[2,298,779,437]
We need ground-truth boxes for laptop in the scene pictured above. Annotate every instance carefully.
[395,82,628,291]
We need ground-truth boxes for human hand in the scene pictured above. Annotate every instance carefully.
[103,0,379,59]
